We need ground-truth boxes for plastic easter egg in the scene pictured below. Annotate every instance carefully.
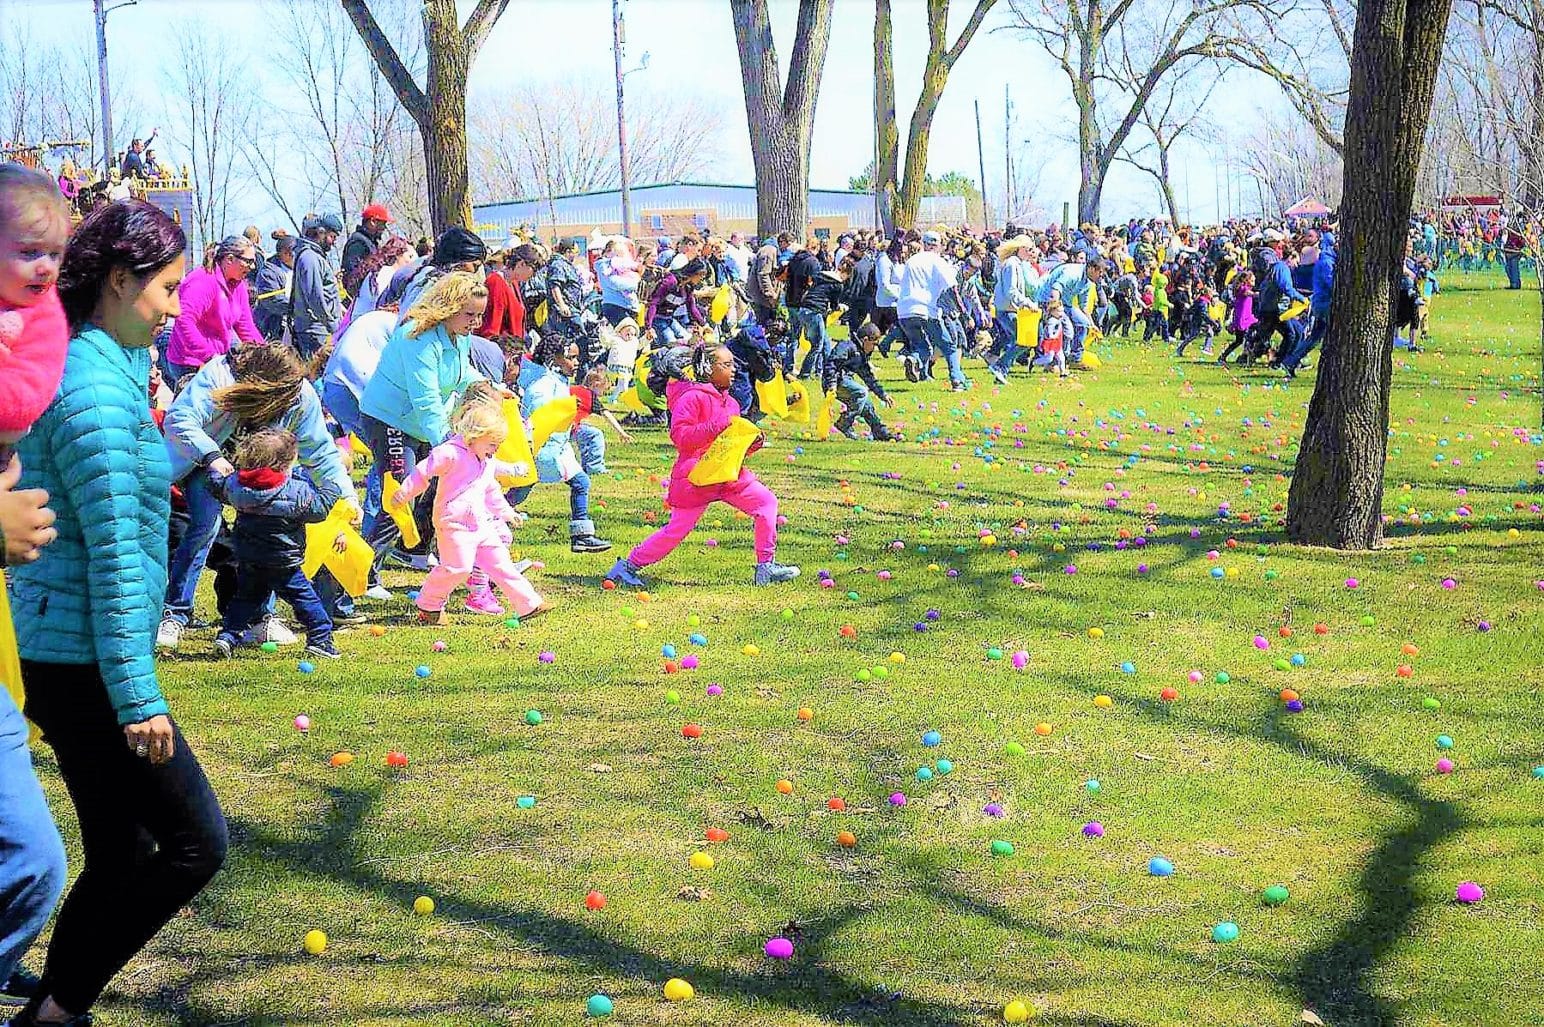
[585,889,607,911]
[689,852,714,870]
[1148,856,1174,877]
[1436,758,1454,774]
[986,647,1005,661]
[682,723,703,739]
[1211,921,1239,943]
[743,644,761,656]
[663,978,694,1001]
[329,751,354,768]
[303,929,328,954]
[413,895,435,915]
[1160,687,1179,701]
[916,767,934,782]
[827,797,846,811]
[889,792,907,806]
[297,661,316,675]
[1215,671,1231,684]
[1004,741,1027,757]
[516,795,536,809]
[922,730,942,747]
[1085,780,1101,795]
[294,714,311,732]
[764,937,795,959]
[935,759,953,775]
[1087,626,1105,639]
[260,640,280,653]
[1082,821,1105,838]
[836,830,857,847]
[661,643,678,659]
[1532,766,1544,779]
[665,689,681,704]
[1004,999,1032,1022]
[705,827,729,843]
[368,625,386,637]
[776,779,794,794]
[990,839,1015,857]
[522,709,543,726]
[1290,653,1306,667]
[586,994,614,1017]
[1094,694,1113,708]
[1263,885,1289,905]
[1034,722,1053,736]
[1455,881,1484,904]
[1436,734,1454,750]
[983,803,1005,817]
[1120,661,1136,674]
[384,751,409,768]
[538,651,556,664]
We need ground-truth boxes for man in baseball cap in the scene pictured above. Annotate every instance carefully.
[342,203,394,278]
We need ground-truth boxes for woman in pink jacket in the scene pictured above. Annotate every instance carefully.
[606,344,799,588]
[390,395,547,626]
[165,235,262,382]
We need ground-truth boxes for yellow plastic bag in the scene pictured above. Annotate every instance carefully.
[1015,306,1042,350]
[1079,352,1103,369]
[495,399,538,487]
[785,380,817,424]
[618,387,650,415]
[302,501,374,598]
[1281,297,1310,321]
[381,471,421,550]
[533,300,548,327]
[687,417,762,486]
[709,284,732,324]
[529,395,578,451]
[1208,300,1226,323]
[0,583,36,742]
[756,368,790,419]
[796,327,812,365]
[814,391,836,439]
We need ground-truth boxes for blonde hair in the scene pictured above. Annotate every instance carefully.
[405,271,488,338]
[0,163,69,243]
[213,344,308,426]
[453,398,508,446]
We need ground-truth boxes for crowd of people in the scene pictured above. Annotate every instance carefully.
[0,148,1532,1025]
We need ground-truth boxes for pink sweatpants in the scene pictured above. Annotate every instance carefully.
[630,476,779,567]
[416,526,542,615]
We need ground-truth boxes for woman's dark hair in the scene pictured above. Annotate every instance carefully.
[530,334,572,366]
[886,235,906,263]
[509,242,545,268]
[58,199,186,330]
[688,343,723,383]
[343,235,410,296]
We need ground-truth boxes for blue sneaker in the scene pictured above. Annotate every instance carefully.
[605,557,646,588]
[753,561,801,586]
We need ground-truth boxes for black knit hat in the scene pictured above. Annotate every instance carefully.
[433,227,488,266]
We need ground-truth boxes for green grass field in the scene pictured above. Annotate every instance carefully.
[36,271,1543,1027]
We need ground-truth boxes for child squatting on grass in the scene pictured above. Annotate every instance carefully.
[606,343,799,589]
[392,394,550,626]
[211,428,342,660]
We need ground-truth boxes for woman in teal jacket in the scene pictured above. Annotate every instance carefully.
[358,271,487,568]
[9,201,227,1027]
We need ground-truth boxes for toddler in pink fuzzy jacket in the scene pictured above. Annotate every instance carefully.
[390,398,549,625]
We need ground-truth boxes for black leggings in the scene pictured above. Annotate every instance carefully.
[21,662,227,1014]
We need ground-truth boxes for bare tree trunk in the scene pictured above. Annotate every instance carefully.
[1287,0,1454,548]
[1158,143,1181,223]
[730,0,834,239]
[1075,38,1101,223]
[341,0,509,235]
[874,0,898,234]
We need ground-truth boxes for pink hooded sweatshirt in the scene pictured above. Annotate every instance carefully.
[166,265,262,368]
[663,378,752,507]
[397,434,517,539]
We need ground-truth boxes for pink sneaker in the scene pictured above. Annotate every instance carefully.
[464,591,505,616]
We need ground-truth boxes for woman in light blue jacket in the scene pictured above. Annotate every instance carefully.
[11,199,227,1027]
[357,271,487,571]
[156,344,359,651]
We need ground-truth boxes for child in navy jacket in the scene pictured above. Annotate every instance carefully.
[211,428,341,660]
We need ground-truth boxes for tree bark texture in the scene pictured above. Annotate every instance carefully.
[341,0,510,235]
[1286,0,1454,548]
[874,0,899,236]
[887,0,997,229]
[730,0,834,240]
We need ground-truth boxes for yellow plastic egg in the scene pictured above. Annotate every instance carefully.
[688,852,714,870]
[413,896,434,916]
[1004,1000,1033,1022]
[663,978,695,1001]
[1094,695,1114,709]
[303,929,328,955]
[1087,627,1105,639]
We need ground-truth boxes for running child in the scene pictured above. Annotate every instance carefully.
[606,344,799,588]
[391,396,547,626]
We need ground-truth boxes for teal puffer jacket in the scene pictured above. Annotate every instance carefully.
[10,327,171,725]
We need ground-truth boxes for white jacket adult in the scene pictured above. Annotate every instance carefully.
[896,250,957,320]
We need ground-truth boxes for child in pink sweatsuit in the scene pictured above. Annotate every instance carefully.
[391,401,548,624]
[606,344,799,588]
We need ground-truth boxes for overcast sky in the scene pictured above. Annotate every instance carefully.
[14,0,1269,228]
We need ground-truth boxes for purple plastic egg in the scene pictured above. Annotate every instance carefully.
[680,655,699,670]
[1436,757,1454,774]
[1456,881,1484,903]
[538,651,556,664]
[1082,821,1105,838]
[889,792,907,806]
[764,937,795,959]
[983,803,1005,817]
[706,683,723,696]
[1286,699,1304,713]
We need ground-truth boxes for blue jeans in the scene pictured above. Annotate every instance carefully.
[575,423,607,474]
[219,565,333,647]
[166,360,202,389]
[165,471,274,625]
[1066,304,1092,363]
[0,689,66,988]
[899,316,964,386]
[1504,253,1523,289]
[834,377,885,434]
[508,471,593,533]
[992,312,1023,375]
[1282,308,1329,370]
[791,308,831,378]
[322,380,381,530]
[601,302,637,327]
[651,318,688,344]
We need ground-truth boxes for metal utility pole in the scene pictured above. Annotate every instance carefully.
[974,99,990,232]
[1003,85,1013,223]
[612,0,632,238]
[93,0,139,177]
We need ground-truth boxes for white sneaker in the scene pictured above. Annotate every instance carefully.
[241,615,299,646]
[155,616,183,651]
[363,585,394,601]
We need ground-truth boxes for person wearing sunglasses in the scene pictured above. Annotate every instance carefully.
[163,235,263,385]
